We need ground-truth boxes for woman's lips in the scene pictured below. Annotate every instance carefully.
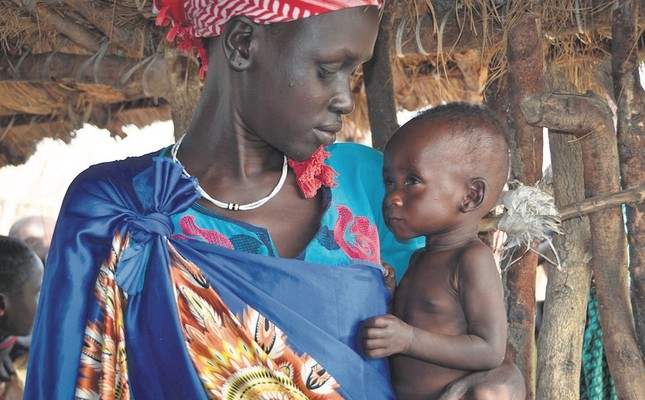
[315,125,341,145]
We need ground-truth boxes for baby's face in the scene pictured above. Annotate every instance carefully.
[382,121,467,240]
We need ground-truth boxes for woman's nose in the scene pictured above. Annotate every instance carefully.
[329,79,355,115]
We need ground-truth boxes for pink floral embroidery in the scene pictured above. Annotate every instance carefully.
[333,205,380,263]
[176,215,234,249]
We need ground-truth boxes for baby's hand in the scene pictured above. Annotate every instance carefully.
[360,314,414,359]
[381,262,396,294]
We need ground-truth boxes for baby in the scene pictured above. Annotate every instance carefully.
[362,103,513,400]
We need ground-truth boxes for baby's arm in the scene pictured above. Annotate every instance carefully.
[407,244,506,369]
[363,244,507,370]
[448,243,507,369]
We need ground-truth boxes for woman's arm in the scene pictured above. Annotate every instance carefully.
[437,358,526,400]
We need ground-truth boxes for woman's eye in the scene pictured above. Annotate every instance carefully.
[319,66,335,78]
[319,61,347,78]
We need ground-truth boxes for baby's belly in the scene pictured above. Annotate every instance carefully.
[390,354,470,400]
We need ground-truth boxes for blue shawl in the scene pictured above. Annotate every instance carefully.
[25,154,395,399]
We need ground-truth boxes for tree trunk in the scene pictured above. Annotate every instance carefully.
[521,91,645,400]
[611,0,645,357]
[534,68,592,400]
[363,0,399,151]
[503,15,544,399]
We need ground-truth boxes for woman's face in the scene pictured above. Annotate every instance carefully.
[238,6,379,161]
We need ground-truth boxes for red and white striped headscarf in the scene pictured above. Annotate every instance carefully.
[155,0,381,78]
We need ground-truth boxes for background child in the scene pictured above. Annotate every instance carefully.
[9,216,55,265]
[361,103,518,400]
[0,235,44,398]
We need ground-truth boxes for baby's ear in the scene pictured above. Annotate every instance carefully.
[222,16,255,70]
[460,178,486,212]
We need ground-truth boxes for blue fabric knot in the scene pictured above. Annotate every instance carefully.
[128,212,173,243]
[115,156,201,295]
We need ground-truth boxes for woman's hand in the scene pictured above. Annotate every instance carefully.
[436,358,526,400]
[381,262,396,295]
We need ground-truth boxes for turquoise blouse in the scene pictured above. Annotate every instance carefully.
[169,142,421,279]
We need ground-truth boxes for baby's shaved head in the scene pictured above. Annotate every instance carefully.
[398,102,510,207]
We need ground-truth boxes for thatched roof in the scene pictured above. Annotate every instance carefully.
[1,0,643,167]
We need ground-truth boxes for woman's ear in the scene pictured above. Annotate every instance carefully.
[222,16,255,71]
[460,178,487,212]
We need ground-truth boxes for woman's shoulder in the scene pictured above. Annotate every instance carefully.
[73,149,163,185]
[327,142,382,161]
[325,143,384,202]
[63,149,165,206]
[326,142,383,175]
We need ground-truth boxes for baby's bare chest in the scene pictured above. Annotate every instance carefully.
[394,257,467,333]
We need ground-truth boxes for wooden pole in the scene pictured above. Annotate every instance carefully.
[363,1,399,151]
[611,0,645,357]
[521,91,645,400]
[534,68,592,400]
[503,15,544,399]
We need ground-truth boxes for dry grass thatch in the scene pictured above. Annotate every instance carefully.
[393,0,640,95]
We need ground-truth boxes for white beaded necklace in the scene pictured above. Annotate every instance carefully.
[170,134,288,211]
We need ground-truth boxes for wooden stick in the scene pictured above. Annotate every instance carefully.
[66,0,146,58]
[480,184,645,232]
[10,0,101,53]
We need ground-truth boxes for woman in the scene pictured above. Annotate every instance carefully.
[25,1,523,399]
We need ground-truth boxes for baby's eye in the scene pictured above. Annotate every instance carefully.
[405,176,421,185]
[383,177,394,188]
